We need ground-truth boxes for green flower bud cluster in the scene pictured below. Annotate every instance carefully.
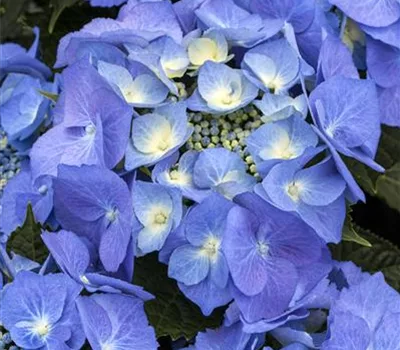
[186,105,263,177]
[0,131,21,198]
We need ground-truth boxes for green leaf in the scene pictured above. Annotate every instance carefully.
[133,253,226,340]
[342,208,371,247]
[49,0,79,33]
[38,90,59,102]
[331,228,400,291]
[345,126,400,212]
[6,204,48,264]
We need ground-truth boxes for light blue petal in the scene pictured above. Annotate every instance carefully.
[297,196,346,243]
[295,158,346,206]
[168,244,210,285]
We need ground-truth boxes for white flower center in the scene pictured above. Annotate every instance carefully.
[32,318,51,337]
[154,212,167,225]
[256,241,269,257]
[38,185,48,195]
[105,208,118,222]
[201,236,221,263]
[287,182,301,202]
[85,124,96,136]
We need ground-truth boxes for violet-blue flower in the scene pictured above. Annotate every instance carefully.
[97,60,169,107]
[53,165,132,272]
[30,59,133,180]
[242,38,300,93]
[246,115,318,176]
[192,147,256,199]
[257,157,346,243]
[0,271,85,350]
[168,193,234,315]
[132,180,182,254]
[187,61,258,115]
[309,76,384,202]
[223,192,326,322]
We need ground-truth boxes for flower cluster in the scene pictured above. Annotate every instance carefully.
[1,0,400,349]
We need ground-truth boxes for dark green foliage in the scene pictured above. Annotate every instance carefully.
[6,204,48,264]
[346,126,400,213]
[332,227,400,291]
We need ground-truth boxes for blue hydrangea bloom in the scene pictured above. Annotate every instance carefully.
[41,229,154,300]
[132,180,182,254]
[0,271,85,350]
[168,193,232,286]
[322,273,400,350]
[188,61,258,115]
[125,102,193,170]
[195,0,282,47]
[152,151,210,202]
[246,115,319,176]
[309,76,384,202]
[242,39,300,93]
[0,27,51,80]
[223,193,326,322]
[186,29,233,70]
[0,165,53,236]
[168,193,233,314]
[97,60,169,107]
[53,165,133,272]
[30,59,133,181]
[329,0,400,27]
[76,293,158,350]
[0,74,55,151]
[192,148,256,199]
[258,157,347,243]
[254,93,308,123]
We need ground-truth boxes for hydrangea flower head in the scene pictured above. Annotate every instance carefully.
[0,165,53,236]
[125,102,193,170]
[187,61,258,114]
[258,157,347,243]
[30,58,133,180]
[223,193,326,322]
[186,29,233,70]
[97,60,169,107]
[168,193,234,315]
[242,38,300,93]
[309,76,384,201]
[246,115,318,176]
[192,147,256,199]
[0,271,85,350]
[53,165,133,272]
[132,180,183,254]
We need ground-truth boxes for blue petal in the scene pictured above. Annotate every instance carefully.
[373,313,400,350]
[179,276,233,316]
[168,244,210,285]
[330,0,400,27]
[366,37,400,89]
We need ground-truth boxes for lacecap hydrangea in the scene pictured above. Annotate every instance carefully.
[1,0,400,349]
